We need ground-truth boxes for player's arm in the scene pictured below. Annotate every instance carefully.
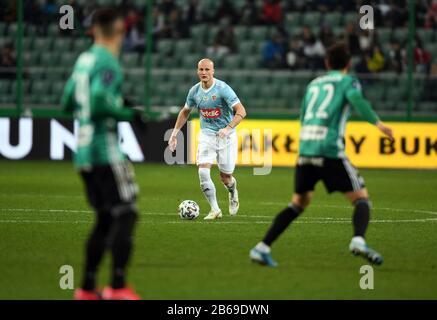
[169,86,197,152]
[168,106,192,152]
[90,68,135,121]
[346,80,394,141]
[218,102,247,138]
[218,85,246,138]
[60,77,75,115]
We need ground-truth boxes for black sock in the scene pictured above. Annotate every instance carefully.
[82,211,112,291]
[262,204,303,246]
[108,206,138,289]
[353,198,370,238]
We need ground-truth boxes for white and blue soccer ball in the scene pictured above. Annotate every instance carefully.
[178,200,200,220]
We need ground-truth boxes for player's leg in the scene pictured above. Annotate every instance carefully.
[197,132,222,219]
[346,188,383,265]
[250,159,319,266]
[101,162,141,300]
[346,188,370,240]
[250,192,312,266]
[218,132,239,215]
[199,164,222,219]
[75,169,111,300]
[219,171,239,215]
[323,158,383,265]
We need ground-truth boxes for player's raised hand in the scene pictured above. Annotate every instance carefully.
[376,122,394,141]
[169,133,178,152]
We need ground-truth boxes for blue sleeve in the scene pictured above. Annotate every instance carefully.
[222,84,241,109]
[185,86,197,109]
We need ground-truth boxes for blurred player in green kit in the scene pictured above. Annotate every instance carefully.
[62,7,146,300]
[250,43,394,267]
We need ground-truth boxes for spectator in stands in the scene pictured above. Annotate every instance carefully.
[152,6,166,38]
[286,36,305,70]
[41,0,58,23]
[385,0,408,28]
[0,43,16,79]
[302,34,325,70]
[124,20,145,53]
[124,8,141,34]
[82,1,99,30]
[206,19,237,58]
[366,45,386,73]
[206,40,230,60]
[214,0,237,24]
[344,22,360,55]
[166,8,189,38]
[414,36,432,73]
[183,0,204,26]
[387,40,404,73]
[424,0,437,28]
[319,24,335,49]
[261,0,283,25]
[358,30,373,53]
[299,25,315,45]
[240,0,259,25]
[261,34,286,69]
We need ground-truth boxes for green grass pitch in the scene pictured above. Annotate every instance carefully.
[0,161,436,299]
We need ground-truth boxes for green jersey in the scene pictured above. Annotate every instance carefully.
[298,70,379,158]
[61,45,134,169]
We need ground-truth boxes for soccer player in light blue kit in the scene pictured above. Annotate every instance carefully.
[169,59,247,220]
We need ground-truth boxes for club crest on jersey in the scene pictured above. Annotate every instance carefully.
[200,108,221,119]
[212,95,217,101]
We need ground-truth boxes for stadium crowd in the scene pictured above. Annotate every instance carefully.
[0,0,436,76]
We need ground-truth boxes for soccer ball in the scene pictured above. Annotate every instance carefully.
[178,200,200,220]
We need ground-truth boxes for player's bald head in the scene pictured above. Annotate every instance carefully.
[198,58,214,70]
[197,58,215,84]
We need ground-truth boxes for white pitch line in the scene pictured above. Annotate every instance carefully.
[0,208,343,220]
[1,206,437,225]
[0,218,436,225]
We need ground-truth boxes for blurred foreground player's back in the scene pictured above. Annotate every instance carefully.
[61,7,145,300]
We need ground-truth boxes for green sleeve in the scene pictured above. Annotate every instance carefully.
[345,79,379,125]
[61,78,75,115]
[90,67,134,121]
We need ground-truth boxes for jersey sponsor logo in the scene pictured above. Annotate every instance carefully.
[300,125,328,140]
[101,69,114,86]
[200,108,221,119]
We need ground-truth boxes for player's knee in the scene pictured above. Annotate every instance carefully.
[219,172,231,184]
[353,198,371,209]
[108,204,138,244]
[288,203,304,216]
[292,193,311,209]
[95,211,112,234]
[110,203,138,222]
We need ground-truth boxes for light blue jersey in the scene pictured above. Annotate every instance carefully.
[185,78,240,133]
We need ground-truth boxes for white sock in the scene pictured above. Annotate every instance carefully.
[198,168,220,212]
[255,242,271,253]
[352,236,366,245]
[224,176,236,196]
